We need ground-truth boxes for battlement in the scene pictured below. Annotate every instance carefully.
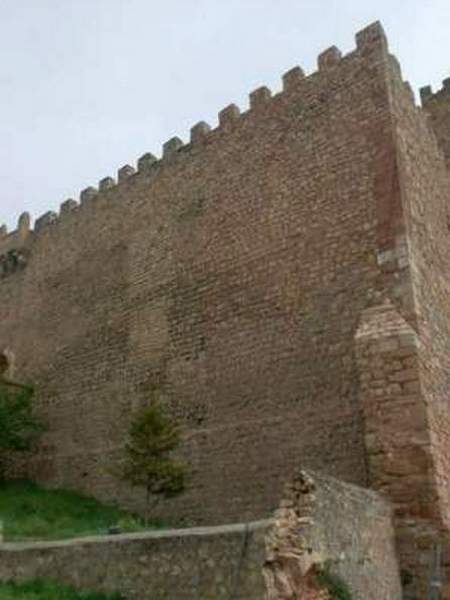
[0,22,390,255]
[420,77,450,104]
[419,76,450,165]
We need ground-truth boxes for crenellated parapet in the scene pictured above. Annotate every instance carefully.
[419,77,450,165]
[1,21,391,249]
[419,77,450,105]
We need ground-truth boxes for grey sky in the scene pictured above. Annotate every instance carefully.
[1,0,449,230]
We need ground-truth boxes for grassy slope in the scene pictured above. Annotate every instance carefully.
[0,480,163,541]
[0,579,123,600]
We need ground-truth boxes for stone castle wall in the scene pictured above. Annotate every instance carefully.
[1,19,450,597]
[350,56,450,598]
[392,63,450,598]
[413,79,450,531]
[0,23,399,526]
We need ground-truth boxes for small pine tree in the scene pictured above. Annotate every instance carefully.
[0,382,43,481]
[119,402,187,523]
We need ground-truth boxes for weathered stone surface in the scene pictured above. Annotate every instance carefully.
[137,153,157,171]
[60,199,78,214]
[249,86,271,109]
[99,177,115,191]
[34,211,57,231]
[355,302,443,598]
[0,523,269,600]
[117,164,135,181]
[317,46,342,70]
[80,187,98,205]
[162,136,183,158]
[282,66,305,91]
[17,212,30,231]
[190,121,211,144]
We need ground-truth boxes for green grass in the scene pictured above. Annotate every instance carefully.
[0,579,123,600]
[0,480,164,541]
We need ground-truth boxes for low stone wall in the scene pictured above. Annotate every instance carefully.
[0,522,269,600]
[0,471,402,599]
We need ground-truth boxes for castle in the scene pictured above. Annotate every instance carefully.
[1,21,450,598]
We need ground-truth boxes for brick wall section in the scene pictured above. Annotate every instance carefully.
[0,471,401,600]
[0,23,400,525]
[355,301,443,598]
[388,53,450,597]
[391,60,450,528]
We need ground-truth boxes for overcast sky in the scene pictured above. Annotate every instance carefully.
[1,0,449,230]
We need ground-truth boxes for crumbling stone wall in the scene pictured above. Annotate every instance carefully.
[264,471,401,600]
[0,471,401,600]
[0,23,398,525]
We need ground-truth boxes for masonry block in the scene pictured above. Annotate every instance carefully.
[190,121,211,144]
[249,86,271,109]
[355,21,388,54]
[163,137,183,159]
[99,177,115,191]
[17,212,30,231]
[137,153,157,172]
[80,187,98,205]
[218,103,240,127]
[318,46,342,70]
[282,66,305,92]
[34,211,57,232]
[60,199,78,214]
[118,165,136,181]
